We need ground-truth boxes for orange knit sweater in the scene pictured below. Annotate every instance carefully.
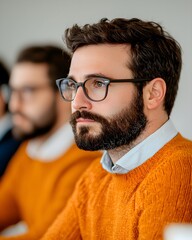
[42,134,192,240]
[0,141,101,240]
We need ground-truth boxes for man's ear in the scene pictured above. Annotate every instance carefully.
[144,78,166,110]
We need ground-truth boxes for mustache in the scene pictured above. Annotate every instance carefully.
[11,112,30,121]
[70,111,108,124]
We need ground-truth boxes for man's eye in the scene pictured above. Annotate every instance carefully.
[13,87,35,94]
[92,80,105,88]
[68,82,76,89]
[23,87,34,93]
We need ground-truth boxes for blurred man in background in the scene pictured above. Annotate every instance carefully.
[0,60,21,177]
[0,45,101,240]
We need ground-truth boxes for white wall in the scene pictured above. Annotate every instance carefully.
[0,0,191,139]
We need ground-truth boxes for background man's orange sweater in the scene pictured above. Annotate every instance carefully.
[42,134,192,240]
[0,141,101,240]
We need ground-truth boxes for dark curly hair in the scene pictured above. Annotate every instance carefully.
[16,45,71,91]
[64,18,182,116]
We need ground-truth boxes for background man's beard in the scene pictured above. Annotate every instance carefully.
[12,112,57,141]
[12,122,55,140]
[70,91,147,151]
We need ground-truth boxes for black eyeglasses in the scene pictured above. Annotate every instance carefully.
[56,76,151,102]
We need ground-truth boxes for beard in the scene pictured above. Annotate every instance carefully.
[12,104,57,141]
[70,90,147,151]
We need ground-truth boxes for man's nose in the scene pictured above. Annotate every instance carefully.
[72,86,92,111]
[9,92,22,113]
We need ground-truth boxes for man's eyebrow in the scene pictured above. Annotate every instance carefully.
[67,73,107,80]
[66,74,74,80]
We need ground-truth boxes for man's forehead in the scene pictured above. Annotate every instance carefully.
[69,44,132,81]
[10,62,49,86]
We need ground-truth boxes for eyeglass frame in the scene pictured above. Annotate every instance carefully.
[56,76,151,102]
[9,84,52,102]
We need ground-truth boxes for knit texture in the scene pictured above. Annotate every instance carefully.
[0,141,101,240]
[42,134,192,240]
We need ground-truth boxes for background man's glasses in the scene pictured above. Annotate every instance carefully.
[56,77,151,102]
[10,85,51,101]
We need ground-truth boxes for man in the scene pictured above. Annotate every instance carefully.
[0,60,21,176]
[0,45,101,239]
[42,18,192,239]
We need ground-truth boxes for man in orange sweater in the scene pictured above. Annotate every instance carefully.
[0,45,101,239]
[42,18,192,240]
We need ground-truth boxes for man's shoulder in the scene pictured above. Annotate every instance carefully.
[155,133,192,160]
[140,134,192,189]
[167,133,192,158]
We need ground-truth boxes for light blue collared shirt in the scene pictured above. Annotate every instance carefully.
[101,119,178,174]
[27,123,74,161]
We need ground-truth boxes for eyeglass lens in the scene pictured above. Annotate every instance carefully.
[60,78,108,101]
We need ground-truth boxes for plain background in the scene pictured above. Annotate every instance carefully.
[0,0,191,139]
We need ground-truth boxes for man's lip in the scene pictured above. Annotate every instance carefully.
[12,115,24,122]
[76,118,95,123]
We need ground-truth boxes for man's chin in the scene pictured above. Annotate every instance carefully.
[12,126,38,140]
[12,130,29,140]
[74,131,104,151]
[76,125,102,137]
[75,141,102,151]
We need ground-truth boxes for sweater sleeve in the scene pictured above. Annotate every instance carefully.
[137,154,192,240]
[0,198,80,240]
[0,150,101,240]
[0,161,21,231]
[0,143,29,231]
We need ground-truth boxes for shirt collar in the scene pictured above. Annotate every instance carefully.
[27,123,74,161]
[101,119,178,174]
